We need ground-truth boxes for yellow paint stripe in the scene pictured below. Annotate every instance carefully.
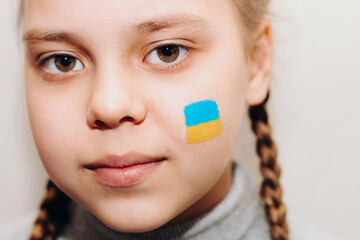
[186,119,223,144]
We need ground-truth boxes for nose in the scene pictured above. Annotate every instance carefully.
[86,68,146,130]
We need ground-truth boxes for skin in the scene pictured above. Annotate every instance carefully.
[23,0,272,233]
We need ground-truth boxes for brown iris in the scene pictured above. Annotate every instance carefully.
[54,55,76,72]
[156,45,180,63]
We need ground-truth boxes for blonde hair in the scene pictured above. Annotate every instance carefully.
[19,0,289,239]
[234,1,289,239]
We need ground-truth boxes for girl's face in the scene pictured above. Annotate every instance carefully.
[23,0,266,232]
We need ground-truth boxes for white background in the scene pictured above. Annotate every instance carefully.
[1,1,359,239]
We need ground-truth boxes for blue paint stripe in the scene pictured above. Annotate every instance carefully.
[184,100,220,127]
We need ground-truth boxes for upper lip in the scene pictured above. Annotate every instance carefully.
[85,151,167,169]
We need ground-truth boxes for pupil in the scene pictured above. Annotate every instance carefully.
[60,56,72,66]
[162,46,174,56]
[156,45,180,63]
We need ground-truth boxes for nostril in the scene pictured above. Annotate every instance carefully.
[123,116,133,121]
[94,120,110,129]
[119,116,135,124]
[91,116,136,130]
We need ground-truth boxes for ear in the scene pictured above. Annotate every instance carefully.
[246,16,274,106]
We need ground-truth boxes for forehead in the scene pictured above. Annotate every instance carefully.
[23,0,241,35]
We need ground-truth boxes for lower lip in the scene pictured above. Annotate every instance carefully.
[92,161,163,187]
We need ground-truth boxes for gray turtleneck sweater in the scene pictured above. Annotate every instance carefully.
[0,162,336,240]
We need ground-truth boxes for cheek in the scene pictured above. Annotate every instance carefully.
[178,58,248,148]
[161,62,247,178]
[25,73,87,173]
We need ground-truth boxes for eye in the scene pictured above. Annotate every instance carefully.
[42,54,84,73]
[145,44,188,65]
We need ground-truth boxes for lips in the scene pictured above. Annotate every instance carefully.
[85,151,166,187]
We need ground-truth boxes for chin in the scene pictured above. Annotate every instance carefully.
[88,203,173,233]
[98,214,169,233]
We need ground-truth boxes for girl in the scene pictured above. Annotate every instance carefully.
[1,0,335,239]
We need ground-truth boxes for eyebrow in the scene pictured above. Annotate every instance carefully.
[23,31,81,42]
[23,14,209,42]
[135,14,208,34]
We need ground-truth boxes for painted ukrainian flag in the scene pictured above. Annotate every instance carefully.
[184,99,223,144]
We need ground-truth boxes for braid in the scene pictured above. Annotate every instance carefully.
[249,92,290,240]
[29,180,71,240]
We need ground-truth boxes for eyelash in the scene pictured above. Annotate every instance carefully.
[38,54,59,68]
[143,43,191,71]
[37,53,83,72]
[36,43,192,76]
